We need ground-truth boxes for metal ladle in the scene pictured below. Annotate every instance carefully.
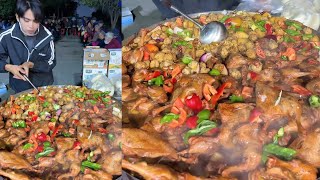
[169,5,228,44]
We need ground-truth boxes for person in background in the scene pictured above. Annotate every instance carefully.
[104,32,121,49]
[0,0,56,93]
[91,24,104,43]
[91,31,106,48]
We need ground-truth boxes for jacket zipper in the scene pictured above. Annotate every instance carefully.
[11,36,35,62]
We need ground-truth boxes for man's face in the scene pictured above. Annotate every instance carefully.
[17,9,40,36]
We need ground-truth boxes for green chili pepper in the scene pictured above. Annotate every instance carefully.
[42,101,50,108]
[281,55,288,61]
[309,95,320,108]
[148,75,164,86]
[314,46,320,50]
[12,120,26,128]
[23,95,36,102]
[302,34,313,40]
[53,104,60,110]
[177,30,192,38]
[102,97,110,103]
[261,151,269,164]
[62,132,71,137]
[43,141,51,148]
[75,91,85,98]
[285,20,302,30]
[166,28,174,35]
[81,160,101,171]
[108,133,115,141]
[35,147,55,159]
[23,143,33,150]
[87,151,94,161]
[273,127,284,144]
[160,113,179,124]
[263,143,296,161]
[255,20,266,32]
[50,118,57,122]
[181,55,193,64]
[219,15,229,23]
[173,41,193,48]
[229,95,244,103]
[87,99,97,105]
[209,69,220,76]
[183,120,217,144]
[197,109,210,122]
[283,35,295,43]
[285,29,300,36]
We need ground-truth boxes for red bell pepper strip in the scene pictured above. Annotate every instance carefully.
[168,107,187,128]
[291,85,312,96]
[37,132,48,142]
[211,82,232,106]
[247,71,258,81]
[38,96,46,102]
[249,108,262,123]
[163,79,174,93]
[51,125,63,140]
[282,47,296,61]
[205,127,219,136]
[144,44,159,53]
[145,70,162,81]
[185,93,203,112]
[72,119,80,125]
[28,111,35,116]
[143,51,150,61]
[186,116,198,129]
[265,23,273,35]
[171,65,182,79]
[36,145,44,153]
[73,141,81,149]
[32,115,38,122]
[256,43,266,59]
[98,128,108,134]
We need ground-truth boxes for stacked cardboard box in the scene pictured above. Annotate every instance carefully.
[82,47,110,84]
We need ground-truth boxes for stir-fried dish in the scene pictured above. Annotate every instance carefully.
[122,11,320,179]
[0,86,121,180]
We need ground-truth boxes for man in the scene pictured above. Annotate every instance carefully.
[0,0,56,93]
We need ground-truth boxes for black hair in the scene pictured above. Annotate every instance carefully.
[16,0,43,22]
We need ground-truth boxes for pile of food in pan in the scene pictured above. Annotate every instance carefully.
[0,86,122,180]
[122,11,320,179]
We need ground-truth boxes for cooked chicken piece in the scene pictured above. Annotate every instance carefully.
[290,129,320,167]
[34,157,56,168]
[58,150,81,180]
[100,151,122,175]
[267,157,317,180]
[218,103,254,125]
[151,104,172,117]
[257,69,280,82]
[77,126,107,151]
[83,169,112,180]
[132,82,149,96]
[280,68,311,80]
[171,74,215,102]
[306,78,320,95]
[233,123,261,146]
[179,136,219,156]
[221,146,261,178]
[132,69,148,83]
[0,169,30,180]
[256,82,304,134]
[0,151,34,170]
[122,75,131,88]
[226,54,248,69]
[122,128,178,160]
[122,88,139,102]
[122,64,128,74]
[249,167,295,180]
[147,86,168,104]
[122,159,179,180]
[126,97,158,126]
[55,138,76,164]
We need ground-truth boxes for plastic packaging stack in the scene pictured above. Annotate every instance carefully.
[237,0,320,30]
[84,74,115,96]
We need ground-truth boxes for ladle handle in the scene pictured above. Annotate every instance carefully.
[169,5,203,29]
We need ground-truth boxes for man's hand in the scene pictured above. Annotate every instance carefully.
[5,64,26,81]
[20,62,34,77]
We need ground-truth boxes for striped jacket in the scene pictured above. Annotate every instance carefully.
[0,23,56,92]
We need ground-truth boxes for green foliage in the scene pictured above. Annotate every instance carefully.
[0,0,15,18]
